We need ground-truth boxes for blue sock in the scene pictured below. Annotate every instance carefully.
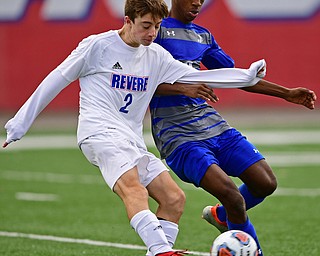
[227,217,263,255]
[216,205,227,222]
[239,184,265,210]
[216,184,265,222]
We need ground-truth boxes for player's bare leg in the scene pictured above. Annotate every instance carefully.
[200,164,247,224]
[200,164,264,255]
[113,167,149,219]
[114,167,173,255]
[209,159,277,226]
[147,171,186,224]
[145,171,186,254]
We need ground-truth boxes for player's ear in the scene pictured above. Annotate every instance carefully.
[124,16,133,25]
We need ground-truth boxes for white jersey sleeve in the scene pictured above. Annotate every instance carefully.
[176,59,266,88]
[57,34,103,81]
[4,69,70,144]
[3,33,102,146]
[152,45,266,88]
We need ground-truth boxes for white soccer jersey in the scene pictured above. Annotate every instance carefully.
[57,30,196,148]
[4,30,265,148]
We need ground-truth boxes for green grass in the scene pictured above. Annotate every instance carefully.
[1,137,320,255]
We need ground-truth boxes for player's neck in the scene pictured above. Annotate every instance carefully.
[169,12,193,25]
[118,26,140,48]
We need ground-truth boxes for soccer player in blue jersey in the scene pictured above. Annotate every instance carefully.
[150,0,317,255]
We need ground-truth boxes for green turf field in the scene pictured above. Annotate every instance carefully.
[1,129,320,255]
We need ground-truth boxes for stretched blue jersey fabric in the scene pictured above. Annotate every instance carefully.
[150,17,235,159]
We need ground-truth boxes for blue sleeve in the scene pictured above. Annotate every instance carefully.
[202,35,235,69]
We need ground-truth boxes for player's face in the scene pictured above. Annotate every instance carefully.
[127,14,162,47]
[172,0,205,23]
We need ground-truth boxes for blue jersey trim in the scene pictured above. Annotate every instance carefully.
[162,120,227,150]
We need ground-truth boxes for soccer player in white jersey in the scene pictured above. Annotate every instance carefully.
[2,0,267,255]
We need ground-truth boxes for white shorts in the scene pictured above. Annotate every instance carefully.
[79,132,168,190]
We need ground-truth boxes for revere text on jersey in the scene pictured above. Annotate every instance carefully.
[111,73,148,92]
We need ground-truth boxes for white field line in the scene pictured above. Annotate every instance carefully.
[178,182,320,196]
[0,170,104,185]
[274,188,320,197]
[1,130,320,150]
[1,134,320,166]
[0,231,210,256]
[15,192,59,201]
[1,170,320,197]
[0,135,77,150]
[241,130,320,145]
[264,152,320,166]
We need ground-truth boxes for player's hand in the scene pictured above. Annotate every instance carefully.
[257,67,266,78]
[180,83,219,102]
[286,87,317,109]
[2,141,9,148]
[155,82,219,102]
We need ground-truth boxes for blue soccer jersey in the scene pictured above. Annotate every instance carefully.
[150,17,235,158]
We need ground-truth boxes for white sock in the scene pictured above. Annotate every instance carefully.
[130,210,171,256]
[159,220,179,248]
[146,219,179,256]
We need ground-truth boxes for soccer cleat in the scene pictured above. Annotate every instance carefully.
[202,204,228,233]
[156,250,190,255]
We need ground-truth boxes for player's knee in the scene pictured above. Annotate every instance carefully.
[248,164,278,198]
[230,192,245,211]
[264,176,277,196]
[173,188,186,211]
[166,188,186,216]
[125,184,149,202]
[217,186,245,210]
[257,174,278,198]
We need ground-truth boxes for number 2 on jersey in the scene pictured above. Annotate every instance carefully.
[119,93,133,113]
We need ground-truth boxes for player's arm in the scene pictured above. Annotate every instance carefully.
[156,59,266,101]
[202,34,235,69]
[241,79,317,110]
[2,69,71,148]
[155,82,219,102]
[2,35,93,148]
[177,59,266,89]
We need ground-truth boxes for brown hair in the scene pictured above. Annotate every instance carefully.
[125,0,169,22]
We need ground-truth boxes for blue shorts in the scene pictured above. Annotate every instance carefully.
[166,128,264,187]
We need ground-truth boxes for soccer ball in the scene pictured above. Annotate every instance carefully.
[210,230,258,256]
